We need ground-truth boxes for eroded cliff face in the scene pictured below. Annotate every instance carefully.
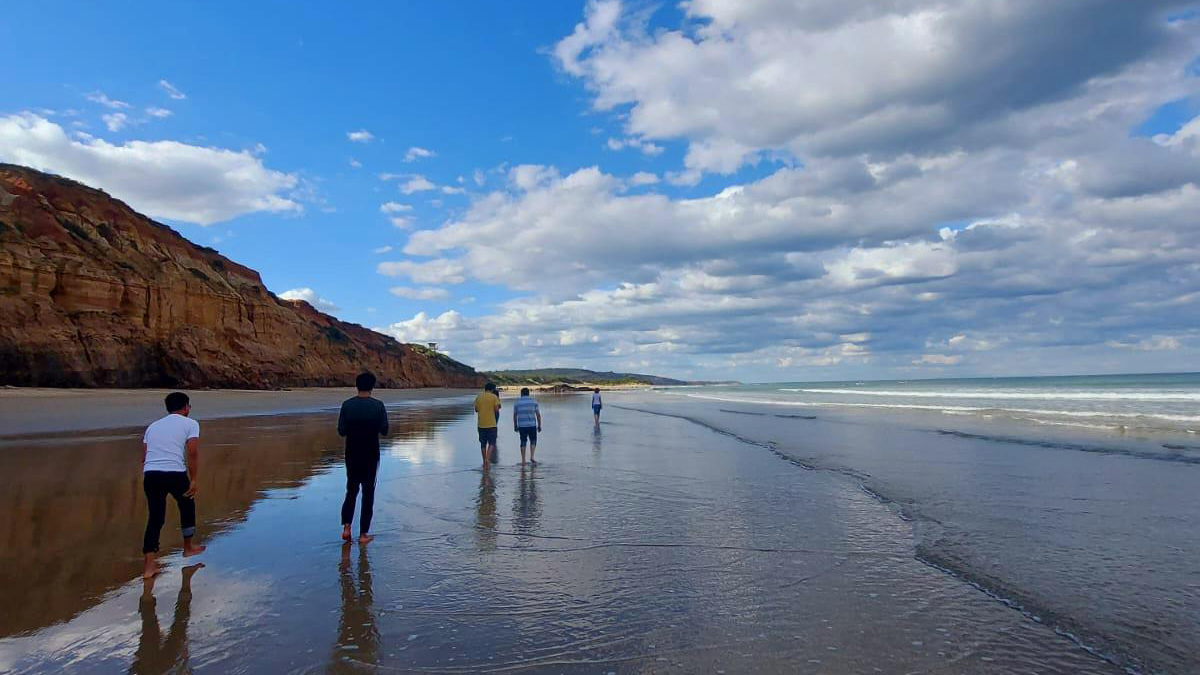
[0,164,484,388]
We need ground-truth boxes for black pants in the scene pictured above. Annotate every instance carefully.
[342,454,380,534]
[143,471,195,554]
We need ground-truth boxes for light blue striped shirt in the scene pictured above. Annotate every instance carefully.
[513,396,539,428]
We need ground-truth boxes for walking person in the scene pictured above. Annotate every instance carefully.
[338,372,389,544]
[512,387,542,465]
[591,388,603,427]
[474,382,501,468]
[141,392,206,579]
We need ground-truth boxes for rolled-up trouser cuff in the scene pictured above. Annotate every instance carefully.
[182,526,196,538]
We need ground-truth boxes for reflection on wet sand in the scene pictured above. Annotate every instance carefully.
[131,563,203,675]
[0,403,465,639]
[474,472,498,552]
[512,465,541,537]
[332,544,379,671]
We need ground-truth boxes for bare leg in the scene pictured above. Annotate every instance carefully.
[520,444,527,464]
[143,552,160,579]
[530,443,537,464]
[182,536,206,557]
[342,524,352,542]
[359,533,375,544]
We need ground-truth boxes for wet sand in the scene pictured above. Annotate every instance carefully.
[0,394,1120,673]
[0,387,475,435]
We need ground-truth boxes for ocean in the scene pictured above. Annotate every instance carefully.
[625,372,1200,672]
[673,372,1200,439]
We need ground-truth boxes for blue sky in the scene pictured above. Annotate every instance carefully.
[2,1,1199,381]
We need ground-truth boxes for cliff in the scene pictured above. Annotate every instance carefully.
[0,164,484,389]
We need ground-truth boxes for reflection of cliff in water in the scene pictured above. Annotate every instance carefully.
[0,403,466,638]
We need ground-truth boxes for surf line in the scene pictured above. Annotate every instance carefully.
[613,402,1129,674]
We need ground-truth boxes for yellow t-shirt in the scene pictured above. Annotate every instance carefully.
[474,392,501,428]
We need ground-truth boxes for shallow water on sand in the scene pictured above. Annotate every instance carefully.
[0,395,1119,673]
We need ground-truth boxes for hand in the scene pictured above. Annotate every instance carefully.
[185,480,198,498]
[537,426,542,432]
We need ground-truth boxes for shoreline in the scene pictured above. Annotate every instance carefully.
[0,386,476,436]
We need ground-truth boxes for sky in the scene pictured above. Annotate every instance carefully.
[2,0,1199,383]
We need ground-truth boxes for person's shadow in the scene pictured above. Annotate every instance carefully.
[333,543,380,669]
[512,464,541,537]
[130,563,203,675]
[474,471,498,551]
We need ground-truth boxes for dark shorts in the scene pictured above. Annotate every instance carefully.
[478,427,498,445]
[593,405,602,414]
[518,426,538,445]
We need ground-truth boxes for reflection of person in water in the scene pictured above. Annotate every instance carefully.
[131,563,203,675]
[334,543,379,669]
[512,464,541,536]
[474,472,498,551]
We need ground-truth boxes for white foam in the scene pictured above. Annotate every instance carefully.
[778,388,1200,402]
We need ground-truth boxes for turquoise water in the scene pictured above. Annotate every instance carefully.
[670,372,1200,436]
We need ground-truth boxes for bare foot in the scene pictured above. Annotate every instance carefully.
[142,556,160,579]
[182,544,206,558]
[181,563,205,583]
[358,534,375,545]
[342,525,352,542]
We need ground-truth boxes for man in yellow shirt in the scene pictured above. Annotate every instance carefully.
[474,382,501,468]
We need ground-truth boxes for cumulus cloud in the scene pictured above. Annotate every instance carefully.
[101,113,129,132]
[379,201,412,214]
[86,92,129,109]
[370,2,1200,378]
[389,286,451,300]
[279,287,339,312]
[0,113,299,225]
[158,80,186,100]
[404,146,435,162]
[400,175,436,194]
[347,129,374,143]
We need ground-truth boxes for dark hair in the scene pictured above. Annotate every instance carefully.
[484,382,496,392]
[356,372,377,392]
[520,387,530,396]
[164,392,190,413]
[594,388,600,393]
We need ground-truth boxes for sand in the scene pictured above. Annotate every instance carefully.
[0,393,1119,673]
[0,387,476,436]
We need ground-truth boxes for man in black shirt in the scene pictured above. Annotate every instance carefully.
[337,372,389,544]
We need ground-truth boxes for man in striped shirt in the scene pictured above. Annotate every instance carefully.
[512,388,542,465]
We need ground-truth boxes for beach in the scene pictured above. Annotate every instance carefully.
[0,388,1142,673]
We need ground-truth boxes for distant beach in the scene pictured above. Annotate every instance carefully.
[0,387,476,436]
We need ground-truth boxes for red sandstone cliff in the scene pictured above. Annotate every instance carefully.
[0,164,484,389]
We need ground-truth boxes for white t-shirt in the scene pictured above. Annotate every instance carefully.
[592,392,602,406]
[143,414,200,473]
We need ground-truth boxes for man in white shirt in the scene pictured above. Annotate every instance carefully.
[141,392,206,578]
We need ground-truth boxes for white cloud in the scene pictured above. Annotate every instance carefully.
[145,107,172,119]
[379,201,412,214]
[347,129,374,143]
[158,80,186,100]
[389,286,451,300]
[606,136,664,156]
[85,92,129,109]
[279,287,339,312]
[349,158,362,168]
[388,217,412,228]
[377,258,466,285]
[400,175,436,194]
[913,354,964,366]
[441,185,465,195]
[101,113,129,132]
[1106,336,1182,351]
[404,146,435,162]
[0,113,299,225]
[628,171,659,186]
[373,245,394,254]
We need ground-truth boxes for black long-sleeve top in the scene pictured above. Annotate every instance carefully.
[337,396,389,458]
